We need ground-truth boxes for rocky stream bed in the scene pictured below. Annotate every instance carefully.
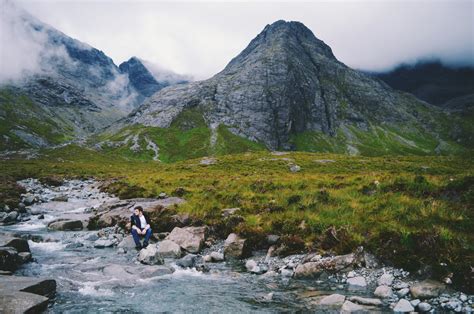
[0,179,473,313]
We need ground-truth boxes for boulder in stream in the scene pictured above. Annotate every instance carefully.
[157,240,182,258]
[224,233,249,258]
[138,245,164,265]
[165,227,207,253]
[48,219,83,231]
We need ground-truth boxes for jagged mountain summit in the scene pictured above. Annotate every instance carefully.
[107,20,471,158]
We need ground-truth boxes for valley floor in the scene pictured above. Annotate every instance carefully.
[1,146,473,293]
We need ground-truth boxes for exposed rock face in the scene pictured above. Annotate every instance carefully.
[119,57,165,98]
[124,20,458,152]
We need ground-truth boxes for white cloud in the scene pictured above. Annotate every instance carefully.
[7,0,474,81]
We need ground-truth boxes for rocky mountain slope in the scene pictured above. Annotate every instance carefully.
[102,20,472,159]
[0,5,183,151]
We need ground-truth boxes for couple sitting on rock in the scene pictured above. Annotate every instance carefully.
[130,206,152,250]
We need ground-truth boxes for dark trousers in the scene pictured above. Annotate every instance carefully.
[131,228,152,246]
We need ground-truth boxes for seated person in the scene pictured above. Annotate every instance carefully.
[130,206,152,249]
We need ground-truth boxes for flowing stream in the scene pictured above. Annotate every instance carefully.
[2,179,350,313]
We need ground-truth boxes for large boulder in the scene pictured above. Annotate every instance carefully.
[393,299,415,312]
[176,254,197,268]
[0,236,30,253]
[138,245,164,265]
[409,280,445,299]
[48,219,83,231]
[0,291,49,313]
[0,247,20,271]
[117,235,137,249]
[374,285,393,299]
[165,227,207,253]
[0,276,56,298]
[157,240,182,258]
[224,233,249,258]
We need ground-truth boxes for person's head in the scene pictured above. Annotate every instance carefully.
[134,206,144,216]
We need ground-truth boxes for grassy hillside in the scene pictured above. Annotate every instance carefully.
[0,89,75,150]
[1,146,473,291]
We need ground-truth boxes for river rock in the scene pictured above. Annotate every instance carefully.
[295,252,362,279]
[176,254,197,268]
[18,252,32,263]
[0,276,56,297]
[341,300,364,313]
[94,239,115,248]
[374,285,393,298]
[377,273,394,286]
[0,290,50,313]
[348,296,382,306]
[397,287,410,297]
[417,302,432,312]
[22,194,36,206]
[166,227,207,253]
[223,233,249,258]
[409,280,445,299]
[210,251,224,262]
[393,299,414,312]
[138,245,164,265]
[0,236,30,253]
[137,265,174,278]
[4,211,18,224]
[48,219,83,231]
[0,247,20,271]
[117,235,136,249]
[319,293,346,306]
[346,276,367,289]
[157,240,182,258]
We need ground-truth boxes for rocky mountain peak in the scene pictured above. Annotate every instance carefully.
[222,20,335,74]
[119,57,164,98]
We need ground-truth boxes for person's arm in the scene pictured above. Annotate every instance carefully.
[144,214,151,230]
[130,215,138,230]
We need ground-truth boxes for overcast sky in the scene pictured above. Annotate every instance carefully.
[12,0,474,79]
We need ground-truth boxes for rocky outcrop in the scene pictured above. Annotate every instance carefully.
[0,276,56,313]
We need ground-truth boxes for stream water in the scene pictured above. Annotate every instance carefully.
[2,179,340,313]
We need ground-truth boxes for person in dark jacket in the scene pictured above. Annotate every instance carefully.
[130,206,152,250]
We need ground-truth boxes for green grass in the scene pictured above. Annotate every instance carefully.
[1,146,473,292]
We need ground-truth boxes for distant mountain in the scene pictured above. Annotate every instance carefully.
[0,3,183,151]
[100,20,472,160]
[370,61,474,107]
[119,57,190,101]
